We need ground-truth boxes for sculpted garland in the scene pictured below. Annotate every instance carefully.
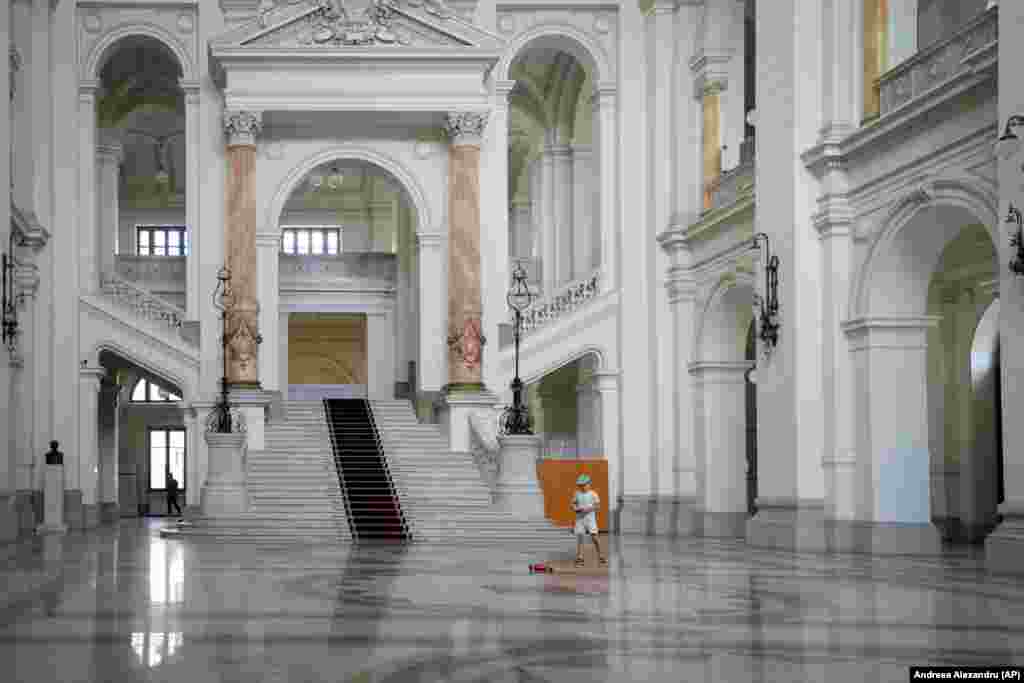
[259,0,455,45]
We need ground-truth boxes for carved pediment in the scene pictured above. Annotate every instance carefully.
[212,0,503,51]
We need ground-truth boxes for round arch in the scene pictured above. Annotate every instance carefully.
[497,23,613,85]
[265,145,433,238]
[520,346,608,386]
[696,273,756,363]
[851,178,998,319]
[94,340,194,403]
[83,23,196,82]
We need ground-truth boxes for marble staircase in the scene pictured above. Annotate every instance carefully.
[370,400,570,547]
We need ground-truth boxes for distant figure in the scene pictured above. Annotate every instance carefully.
[572,474,606,567]
[44,441,64,465]
[166,470,182,516]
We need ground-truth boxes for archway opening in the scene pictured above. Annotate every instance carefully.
[97,36,188,308]
[925,222,1000,544]
[277,159,419,402]
[507,40,600,297]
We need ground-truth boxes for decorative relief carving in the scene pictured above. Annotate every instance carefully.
[519,269,601,336]
[78,4,200,81]
[496,8,618,81]
[223,110,263,146]
[259,0,453,46]
[444,111,488,146]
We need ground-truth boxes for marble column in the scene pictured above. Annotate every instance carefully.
[95,128,123,277]
[184,87,201,319]
[593,370,621,531]
[570,144,594,278]
[98,379,120,523]
[550,143,573,286]
[575,374,600,459]
[443,111,488,390]
[416,231,445,401]
[539,143,556,296]
[690,361,752,538]
[841,317,943,554]
[223,110,263,388]
[77,365,105,529]
[78,83,98,291]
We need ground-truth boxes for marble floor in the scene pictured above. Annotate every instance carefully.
[1,520,1022,682]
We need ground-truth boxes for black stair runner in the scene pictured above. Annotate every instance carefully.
[324,399,409,541]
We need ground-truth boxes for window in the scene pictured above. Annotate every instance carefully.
[137,226,189,256]
[281,227,341,255]
[131,379,182,403]
[149,428,185,491]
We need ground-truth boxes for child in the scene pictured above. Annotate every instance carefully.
[572,474,607,567]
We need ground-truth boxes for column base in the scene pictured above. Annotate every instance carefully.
[36,522,67,535]
[0,493,17,543]
[700,510,748,538]
[746,498,828,552]
[985,507,1024,575]
[824,519,943,556]
[617,495,698,536]
[439,389,499,452]
[16,490,38,538]
[64,490,84,531]
[82,504,100,530]
[99,502,119,524]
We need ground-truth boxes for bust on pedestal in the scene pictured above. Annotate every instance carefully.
[36,441,67,535]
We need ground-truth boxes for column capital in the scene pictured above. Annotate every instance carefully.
[96,128,125,164]
[812,196,855,239]
[665,269,697,303]
[444,111,489,147]
[687,360,754,380]
[690,50,731,99]
[591,369,620,393]
[493,78,516,99]
[255,232,281,249]
[841,316,941,350]
[78,80,99,103]
[79,366,107,392]
[224,109,263,147]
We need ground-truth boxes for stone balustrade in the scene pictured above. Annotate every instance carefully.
[279,253,398,289]
[115,255,187,291]
[99,272,194,344]
[518,268,602,336]
[877,6,997,117]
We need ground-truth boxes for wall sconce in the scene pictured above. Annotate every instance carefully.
[1006,204,1024,276]
[996,115,1024,160]
[751,232,780,353]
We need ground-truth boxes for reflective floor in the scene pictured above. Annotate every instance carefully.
[1,519,1022,682]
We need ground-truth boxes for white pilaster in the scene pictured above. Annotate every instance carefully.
[570,144,594,278]
[594,83,618,291]
[483,82,512,393]
[10,0,32,212]
[509,197,532,260]
[256,232,280,391]
[550,143,573,286]
[367,310,396,400]
[593,370,621,518]
[416,231,446,392]
[184,87,201,320]
[575,376,600,459]
[98,381,120,510]
[77,365,105,514]
[539,143,556,295]
[78,83,98,292]
[95,128,123,277]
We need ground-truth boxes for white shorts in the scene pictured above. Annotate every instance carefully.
[574,513,598,536]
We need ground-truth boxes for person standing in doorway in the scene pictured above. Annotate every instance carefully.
[166,469,182,517]
[572,474,606,567]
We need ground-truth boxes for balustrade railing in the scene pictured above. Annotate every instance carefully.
[99,272,193,343]
[518,268,602,336]
[877,6,997,117]
[115,255,187,289]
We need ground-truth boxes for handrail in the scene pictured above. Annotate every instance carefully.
[99,271,189,336]
[518,268,602,336]
[468,411,501,492]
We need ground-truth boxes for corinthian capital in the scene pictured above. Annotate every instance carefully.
[223,110,263,147]
[444,111,488,147]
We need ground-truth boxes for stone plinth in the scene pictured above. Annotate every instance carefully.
[37,463,67,535]
[201,432,247,517]
[495,434,545,521]
[986,504,1024,576]
[440,390,498,453]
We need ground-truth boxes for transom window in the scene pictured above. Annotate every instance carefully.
[131,378,182,403]
[137,226,189,256]
[149,428,186,491]
[281,227,341,255]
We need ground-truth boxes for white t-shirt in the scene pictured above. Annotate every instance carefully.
[573,490,600,517]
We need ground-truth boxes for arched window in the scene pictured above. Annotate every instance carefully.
[130,378,181,402]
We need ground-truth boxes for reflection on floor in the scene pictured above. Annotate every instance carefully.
[0,519,1022,682]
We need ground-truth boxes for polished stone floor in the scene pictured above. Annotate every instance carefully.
[1,519,1022,682]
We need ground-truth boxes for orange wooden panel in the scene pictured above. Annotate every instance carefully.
[536,459,609,532]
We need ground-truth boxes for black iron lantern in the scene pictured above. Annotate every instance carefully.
[752,232,780,353]
[1007,204,1024,276]
[1,236,19,354]
[208,266,237,433]
[500,260,536,435]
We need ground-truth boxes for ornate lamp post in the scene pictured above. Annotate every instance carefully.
[208,266,239,433]
[500,261,536,435]
[751,232,780,354]
[1006,204,1024,276]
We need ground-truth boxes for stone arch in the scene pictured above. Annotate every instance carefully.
[497,23,613,85]
[93,340,194,403]
[696,273,757,363]
[83,23,196,83]
[851,178,998,319]
[265,145,433,238]
[520,346,608,386]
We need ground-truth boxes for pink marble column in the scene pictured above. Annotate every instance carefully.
[223,110,262,388]
[444,111,488,389]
